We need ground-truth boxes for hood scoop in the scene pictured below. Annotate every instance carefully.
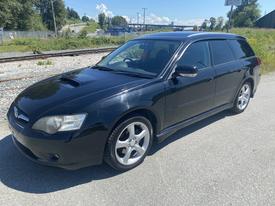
[59,77,80,87]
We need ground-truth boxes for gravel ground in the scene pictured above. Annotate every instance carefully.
[0,53,108,122]
[0,73,274,206]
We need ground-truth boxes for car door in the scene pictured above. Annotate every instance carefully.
[164,41,215,128]
[209,40,244,107]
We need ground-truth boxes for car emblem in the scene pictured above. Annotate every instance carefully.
[13,106,29,122]
[14,107,19,118]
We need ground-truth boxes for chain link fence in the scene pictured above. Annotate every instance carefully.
[1,31,55,42]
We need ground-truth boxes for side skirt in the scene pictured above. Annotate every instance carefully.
[156,103,233,143]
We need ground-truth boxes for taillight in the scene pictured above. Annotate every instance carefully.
[256,57,262,65]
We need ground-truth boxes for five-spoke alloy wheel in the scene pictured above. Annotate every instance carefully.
[105,116,153,171]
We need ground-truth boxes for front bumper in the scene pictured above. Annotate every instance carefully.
[8,110,108,170]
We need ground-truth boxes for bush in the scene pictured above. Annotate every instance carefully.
[78,30,88,39]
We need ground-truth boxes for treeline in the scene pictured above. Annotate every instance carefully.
[201,0,261,31]
[0,0,87,31]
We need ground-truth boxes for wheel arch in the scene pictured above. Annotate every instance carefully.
[232,76,255,107]
[244,78,255,97]
[108,108,159,139]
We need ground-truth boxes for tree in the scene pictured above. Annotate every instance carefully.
[106,17,112,29]
[215,17,224,31]
[29,13,47,31]
[82,16,90,22]
[0,0,45,31]
[38,0,66,31]
[98,13,106,29]
[0,0,21,29]
[67,7,80,20]
[16,0,40,30]
[200,19,208,31]
[209,17,216,31]
[111,16,128,27]
[229,0,261,27]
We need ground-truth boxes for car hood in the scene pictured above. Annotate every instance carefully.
[14,67,150,117]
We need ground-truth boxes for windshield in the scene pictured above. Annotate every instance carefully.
[97,39,181,77]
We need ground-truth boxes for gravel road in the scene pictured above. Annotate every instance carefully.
[0,56,275,205]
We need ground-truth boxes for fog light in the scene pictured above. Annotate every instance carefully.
[49,154,60,162]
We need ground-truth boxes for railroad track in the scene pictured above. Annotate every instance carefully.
[0,47,116,63]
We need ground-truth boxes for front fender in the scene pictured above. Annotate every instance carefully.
[97,81,166,135]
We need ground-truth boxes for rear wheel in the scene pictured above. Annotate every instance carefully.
[104,116,153,171]
[232,82,252,114]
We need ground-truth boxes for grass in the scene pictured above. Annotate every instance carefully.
[0,36,131,53]
[232,28,275,74]
[65,19,84,25]
[37,60,53,66]
[82,22,100,33]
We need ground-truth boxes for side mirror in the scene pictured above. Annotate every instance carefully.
[173,65,198,78]
[101,55,107,61]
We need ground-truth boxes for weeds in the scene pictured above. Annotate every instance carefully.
[37,60,53,66]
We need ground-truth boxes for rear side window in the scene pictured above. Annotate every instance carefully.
[210,40,235,65]
[228,40,255,59]
[239,40,255,57]
[178,41,210,69]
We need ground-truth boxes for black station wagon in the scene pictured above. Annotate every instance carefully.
[8,32,261,171]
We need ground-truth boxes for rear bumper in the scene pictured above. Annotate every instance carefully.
[252,66,261,97]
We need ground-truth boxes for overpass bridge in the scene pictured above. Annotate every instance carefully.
[128,23,197,31]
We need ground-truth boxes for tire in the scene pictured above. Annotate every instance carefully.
[232,82,252,114]
[104,116,153,171]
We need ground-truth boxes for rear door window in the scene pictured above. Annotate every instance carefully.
[210,40,235,65]
[228,40,255,59]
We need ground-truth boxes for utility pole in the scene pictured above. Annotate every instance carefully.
[50,0,58,37]
[137,12,140,24]
[0,27,3,45]
[227,5,234,33]
[142,8,147,31]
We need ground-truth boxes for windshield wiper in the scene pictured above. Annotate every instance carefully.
[93,65,114,71]
[114,70,154,79]
[93,66,154,79]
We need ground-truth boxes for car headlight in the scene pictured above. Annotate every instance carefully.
[32,114,87,134]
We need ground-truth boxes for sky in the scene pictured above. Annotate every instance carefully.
[64,0,275,25]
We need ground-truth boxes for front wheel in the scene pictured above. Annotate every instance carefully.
[232,82,252,114]
[104,116,153,171]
